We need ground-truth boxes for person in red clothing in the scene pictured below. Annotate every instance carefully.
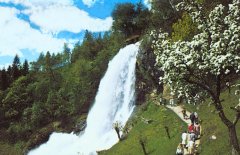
[188,123,195,133]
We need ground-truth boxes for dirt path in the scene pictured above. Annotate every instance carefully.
[166,105,191,124]
[166,105,200,154]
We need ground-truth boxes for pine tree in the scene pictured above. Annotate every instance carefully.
[7,65,12,84]
[0,68,9,90]
[63,43,71,64]
[45,51,56,81]
[22,59,29,76]
[12,54,21,80]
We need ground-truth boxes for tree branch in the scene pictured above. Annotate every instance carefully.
[216,74,221,97]
[183,77,216,99]
[214,101,232,126]
[184,75,233,126]
[233,112,240,126]
[183,63,213,90]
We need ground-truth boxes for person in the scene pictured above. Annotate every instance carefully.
[176,143,184,155]
[159,97,166,105]
[188,123,194,133]
[189,112,195,124]
[181,131,188,147]
[189,132,196,142]
[187,140,195,155]
[194,112,198,123]
[194,122,201,138]
[182,108,188,119]
[169,98,175,106]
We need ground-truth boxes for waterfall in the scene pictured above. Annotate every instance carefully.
[28,42,140,155]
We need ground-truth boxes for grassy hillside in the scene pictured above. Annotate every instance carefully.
[100,98,186,155]
[101,81,240,155]
[184,82,240,155]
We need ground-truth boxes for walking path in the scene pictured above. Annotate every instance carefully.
[166,105,191,124]
[166,105,201,154]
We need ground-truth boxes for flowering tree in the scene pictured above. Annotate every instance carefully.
[151,0,240,154]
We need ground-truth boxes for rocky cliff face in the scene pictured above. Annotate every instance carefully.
[135,40,163,104]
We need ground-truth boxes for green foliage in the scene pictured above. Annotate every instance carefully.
[0,142,22,155]
[171,12,198,41]
[112,2,150,37]
[0,0,238,153]
[197,0,205,4]
[22,60,29,76]
[62,43,71,64]
[71,31,103,62]
[44,89,75,120]
[23,104,43,127]
[30,52,44,72]
[0,68,9,90]
[150,0,179,31]
[112,3,136,36]
[134,2,151,34]
[2,76,33,121]
[11,54,21,81]
[0,31,125,148]
[7,122,32,141]
[0,56,30,91]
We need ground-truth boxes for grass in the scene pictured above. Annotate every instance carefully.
[100,99,186,155]
[101,81,240,155]
[183,83,240,155]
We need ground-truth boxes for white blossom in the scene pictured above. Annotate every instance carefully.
[235,90,240,95]
[150,0,240,104]
[225,69,230,74]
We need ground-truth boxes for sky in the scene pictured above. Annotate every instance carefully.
[0,0,150,69]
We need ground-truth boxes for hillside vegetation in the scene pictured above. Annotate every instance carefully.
[0,0,239,154]
[102,81,240,155]
[100,97,186,155]
[184,81,240,154]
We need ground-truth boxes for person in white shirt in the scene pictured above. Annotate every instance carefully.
[181,131,188,147]
[176,143,184,155]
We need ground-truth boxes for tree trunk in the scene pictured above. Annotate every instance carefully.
[214,102,240,155]
[228,125,240,155]
[114,128,121,141]
[139,140,147,155]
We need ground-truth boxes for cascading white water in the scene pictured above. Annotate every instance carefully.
[28,42,140,155]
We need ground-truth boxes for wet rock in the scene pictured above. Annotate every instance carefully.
[73,120,87,135]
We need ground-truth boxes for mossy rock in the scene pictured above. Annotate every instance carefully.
[24,121,61,152]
